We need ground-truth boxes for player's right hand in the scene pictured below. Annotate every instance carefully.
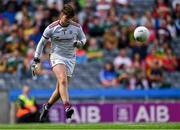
[31,58,40,77]
[73,40,84,48]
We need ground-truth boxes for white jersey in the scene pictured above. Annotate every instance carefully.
[34,20,86,60]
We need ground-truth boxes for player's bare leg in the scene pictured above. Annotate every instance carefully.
[48,82,60,105]
[39,82,60,121]
[52,64,74,118]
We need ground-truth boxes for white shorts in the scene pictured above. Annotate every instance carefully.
[50,53,76,77]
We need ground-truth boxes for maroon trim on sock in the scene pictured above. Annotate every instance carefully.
[64,102,71,110]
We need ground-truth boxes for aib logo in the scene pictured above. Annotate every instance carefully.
[113,105,133,122]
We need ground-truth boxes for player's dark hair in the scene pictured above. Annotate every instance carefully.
[61,4,75,19]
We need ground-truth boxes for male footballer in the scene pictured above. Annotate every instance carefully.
[31,4,86,121]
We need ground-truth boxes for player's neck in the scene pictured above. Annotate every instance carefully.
[59,20,69,27]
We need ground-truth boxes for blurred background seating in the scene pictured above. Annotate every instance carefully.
[0,0,179,92]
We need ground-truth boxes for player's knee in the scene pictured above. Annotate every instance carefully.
[58,78,67,87]
[57,74,65,81]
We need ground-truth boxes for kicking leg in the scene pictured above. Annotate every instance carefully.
[52,64,74,119]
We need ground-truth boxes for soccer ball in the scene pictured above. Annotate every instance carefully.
[134,26,150,42]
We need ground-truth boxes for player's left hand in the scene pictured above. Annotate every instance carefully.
[73,40,84,48]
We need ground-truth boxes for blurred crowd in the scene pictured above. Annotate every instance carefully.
[0,0,179,89]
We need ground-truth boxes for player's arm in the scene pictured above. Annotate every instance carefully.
[74,26,87,48]
[34,36,49,60]
[31,26,52,76]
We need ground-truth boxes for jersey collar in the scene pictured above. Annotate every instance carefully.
[58,20,70,27]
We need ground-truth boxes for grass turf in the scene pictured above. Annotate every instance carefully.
[0,123,180,130]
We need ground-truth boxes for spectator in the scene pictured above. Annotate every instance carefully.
[132,53,145,69]
[96,0,111,19]
[114,48,132,69]
[87,37,103,61]
[129,12,140,26]
[29,26,42,45]
[103,47,119,62]
[20,0,34,12]
[120,13,131,28]
[40,8,51,31]
[141,11,155,26]
[17,48,34,79]
[166,15,177,38]
[34,5,44,24]
[6,50,22,74]
[22,16,34,38]
[153,0,171,19]
[113,48,132,87]
[172,0,180,10]
[2,2,17,25]
[116,64,130,88]
[131,41,148,60]
[16,86,40,123]
[147,38,161,54]
[118,27,129,48]
[89,16,104,37]
[116,0,129,14]
[78,5,92,26]
[129,53,149,89]
[145,21,156,42]
[157,19,171,44]
[147,60,164,88]
[99,62,118,87]
[162,48,178,72]
[105,7,119,28]
[145,48,162,69]
[103,23,119,50]
[15,5,32,25]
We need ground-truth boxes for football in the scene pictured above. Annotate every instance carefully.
[134,26,150,42]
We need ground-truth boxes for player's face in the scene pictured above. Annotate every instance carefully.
[60,13,71,26]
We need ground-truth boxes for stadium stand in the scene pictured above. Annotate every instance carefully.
[0,0,180,99]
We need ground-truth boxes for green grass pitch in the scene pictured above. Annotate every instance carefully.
[0,123,180,130]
